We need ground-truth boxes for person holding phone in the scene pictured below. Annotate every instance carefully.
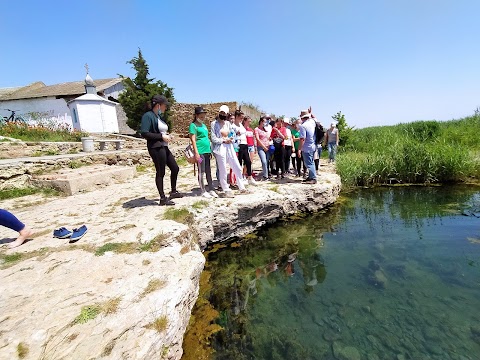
[141,94,182,206]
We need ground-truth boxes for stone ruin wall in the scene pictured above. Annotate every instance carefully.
[116,101,262,136]
[170,101,237,137]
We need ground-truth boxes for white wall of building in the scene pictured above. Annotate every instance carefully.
[0,97,72,126]
[103,82,124,100]
[71,100,119,133]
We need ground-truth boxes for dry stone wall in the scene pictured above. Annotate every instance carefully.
[116,101,262,136]
[170,101,238,137]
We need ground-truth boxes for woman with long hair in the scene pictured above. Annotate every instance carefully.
[270,118,287,179]
[254,116,271,181]
[291,119,304,177]
[140,94,182,206]
[189,106,218,198]
[244,116,256,164]
[233,110,256,185]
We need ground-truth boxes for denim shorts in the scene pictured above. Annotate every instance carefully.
[248,145,255,153]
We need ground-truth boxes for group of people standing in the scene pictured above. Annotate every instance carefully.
[141,95,339,205]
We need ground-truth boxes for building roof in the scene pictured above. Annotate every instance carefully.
[0,78,123,101]
[67,93,118,105]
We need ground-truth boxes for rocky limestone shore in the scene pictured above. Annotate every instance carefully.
[0,160,340,359]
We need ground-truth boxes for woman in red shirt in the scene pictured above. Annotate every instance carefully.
[270,118,287,179]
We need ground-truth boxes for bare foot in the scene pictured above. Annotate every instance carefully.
[8,228,34,249]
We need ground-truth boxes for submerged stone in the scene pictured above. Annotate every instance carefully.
[332,342,361,360]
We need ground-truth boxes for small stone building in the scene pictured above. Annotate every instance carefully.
[67,74,119,133]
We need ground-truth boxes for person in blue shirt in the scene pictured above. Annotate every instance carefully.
[299,111,317,184]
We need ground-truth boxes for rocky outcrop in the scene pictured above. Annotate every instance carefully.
[0,160,340,359]
[193,173,341,248]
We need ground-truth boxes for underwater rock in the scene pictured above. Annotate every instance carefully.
[332,342,361,360]
[368,260,380,271]
[367,354,380,360]
[367,269,388,289]
[323,330,342,342]
[470,325,480,337]
[386,263,407,278]
[423,327,441,342]
[425,343,443,355]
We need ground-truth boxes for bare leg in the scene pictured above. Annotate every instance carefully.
[8,227,34,249]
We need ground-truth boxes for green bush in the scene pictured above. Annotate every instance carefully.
[337,114,480,187]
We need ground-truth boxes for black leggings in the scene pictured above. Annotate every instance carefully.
[284,145,292,172]
[238,144,252,176]
[294,150,303,175]
[274,143,285,175]
[148,146,179,199]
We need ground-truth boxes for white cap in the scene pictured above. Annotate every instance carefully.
[283,117,291,124]
[219,105,229,113]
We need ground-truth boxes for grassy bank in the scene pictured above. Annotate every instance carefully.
[0,122,88,142]
[336,114,480,187]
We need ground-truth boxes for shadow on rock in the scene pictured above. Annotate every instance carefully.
[122,197,158,208]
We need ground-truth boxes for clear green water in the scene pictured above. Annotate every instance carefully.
[205,186,480,360]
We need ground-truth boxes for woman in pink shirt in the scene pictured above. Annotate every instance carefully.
[254,116,271,180]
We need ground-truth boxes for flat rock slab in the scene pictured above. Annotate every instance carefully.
[0,158,340,359]
[32,165,136,195]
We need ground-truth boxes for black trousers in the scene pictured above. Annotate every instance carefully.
[274,143,285,175]
[238,144,252,176]
[284,145,292,172]
[294,150,303,175]
[148,146,179,199]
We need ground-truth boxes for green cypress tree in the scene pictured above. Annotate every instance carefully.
[118,49,175,131]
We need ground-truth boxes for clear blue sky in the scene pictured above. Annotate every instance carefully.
[1,0,479,128]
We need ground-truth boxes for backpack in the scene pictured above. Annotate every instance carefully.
[315,123,325,144]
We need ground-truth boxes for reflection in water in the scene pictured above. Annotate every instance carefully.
[185,186,480,360]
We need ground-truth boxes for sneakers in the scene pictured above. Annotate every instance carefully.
[248,178,257,186]
[239,189,253,194]
[209,190,219,198]
[302,179,317,184]
[169,191,184,199]
[225,191,235,198]
[202,191,212,198]
[160,198,175,206]
[53,226,87,242]
[53,227,73,239]
[70,225,88,243]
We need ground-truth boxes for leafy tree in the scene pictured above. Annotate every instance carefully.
[331,111,354,147]
[118,49,175,131]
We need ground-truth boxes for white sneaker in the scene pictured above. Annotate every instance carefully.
[248,178,257,186]
[202,191,212,198]
[240,179,248,187]
[209,190,219,198]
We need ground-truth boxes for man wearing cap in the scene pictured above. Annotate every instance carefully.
[141,94,182,205]
[298,110,317,184]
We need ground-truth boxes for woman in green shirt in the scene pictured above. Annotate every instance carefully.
[291,119,305,177]
[189,107,218,198]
